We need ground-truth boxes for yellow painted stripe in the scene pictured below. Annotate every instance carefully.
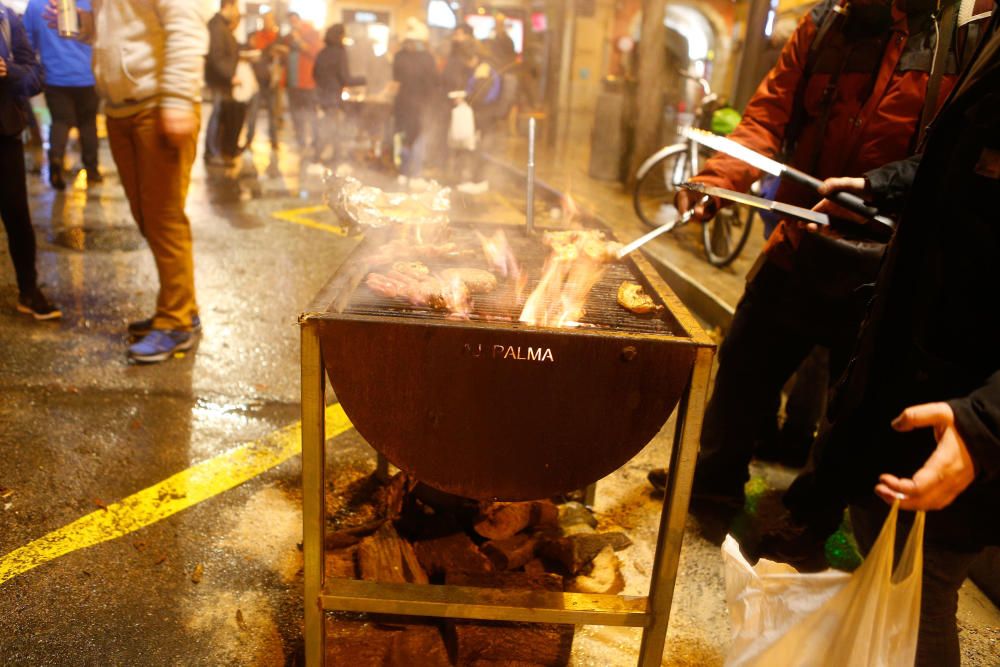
[271,205,350,236]
[0,404,353,586]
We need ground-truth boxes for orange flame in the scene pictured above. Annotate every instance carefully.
[478,229,528,303]
[519,231,618,328]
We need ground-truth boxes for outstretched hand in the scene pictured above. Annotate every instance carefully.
[807,176,870,229]
[875,402,977,511]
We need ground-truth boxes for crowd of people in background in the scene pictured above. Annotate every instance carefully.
[0,0,527,346]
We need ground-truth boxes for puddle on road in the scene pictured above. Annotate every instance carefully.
[50,226,145,252]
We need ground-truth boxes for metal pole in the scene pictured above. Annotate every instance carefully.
[638,346,714,666]
[526,117,536,235]
[302,322,327,667]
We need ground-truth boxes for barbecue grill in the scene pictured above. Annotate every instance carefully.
[311,222,700,500]
[299,213,715,666]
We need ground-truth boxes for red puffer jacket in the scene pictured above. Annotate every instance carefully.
[694,0,993,267]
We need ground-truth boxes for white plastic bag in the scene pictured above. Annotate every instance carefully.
[723,502,924,667]
[232,60,259,104]
[449,100,476,151]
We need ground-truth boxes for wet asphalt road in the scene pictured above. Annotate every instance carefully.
[0,138,370,666]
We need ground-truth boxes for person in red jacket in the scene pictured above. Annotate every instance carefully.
[283,12,322,159]
[649,0,993,513]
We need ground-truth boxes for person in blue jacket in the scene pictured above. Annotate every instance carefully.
[22,0,100,190]
[0,2,61,319]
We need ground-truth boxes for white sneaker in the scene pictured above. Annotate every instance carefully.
[457,180,489,195]
[396,175,408,187]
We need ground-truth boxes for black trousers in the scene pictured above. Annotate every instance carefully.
[696,260,866,495]
[851,501,978,667]
[0,135,38,294]
[44,85,100,171]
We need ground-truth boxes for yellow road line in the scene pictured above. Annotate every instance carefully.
[271,205,349,236]
[0,404,353,586]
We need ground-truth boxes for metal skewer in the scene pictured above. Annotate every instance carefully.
[616,196,710,259]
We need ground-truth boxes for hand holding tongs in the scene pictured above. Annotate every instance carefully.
[616,196,711,258]
[682,128,895,233]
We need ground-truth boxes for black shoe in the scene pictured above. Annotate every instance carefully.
[17,288,62,320]
[648,467,744,505]
[86,169,103,185]
[647,468,668,492]
[128,314,201,339]
[50,169,66,191]
[753,518,830,571]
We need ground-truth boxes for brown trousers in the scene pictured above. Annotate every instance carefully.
[106,107,199,331]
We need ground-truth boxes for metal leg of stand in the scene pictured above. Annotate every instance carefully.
[302,323,327,667]
[375,453,390,482]
[637,346,714,666]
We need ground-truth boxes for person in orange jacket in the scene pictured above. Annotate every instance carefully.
[648,0,994,512]
[283,12,322,158]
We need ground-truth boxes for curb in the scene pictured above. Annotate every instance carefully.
[483,154,735,331]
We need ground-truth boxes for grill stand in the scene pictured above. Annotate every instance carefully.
[300,321,713,666]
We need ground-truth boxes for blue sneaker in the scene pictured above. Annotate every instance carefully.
[128,314,201,339]
[127,329,195,363]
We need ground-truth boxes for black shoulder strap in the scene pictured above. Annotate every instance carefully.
[917,0,959,146]
[784,0,852,158]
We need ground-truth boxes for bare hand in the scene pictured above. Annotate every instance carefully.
[674,188,719,222]
[874,402,977,510]
[808,176,870,229]
[159,107,197,147]
[0,59,7,78]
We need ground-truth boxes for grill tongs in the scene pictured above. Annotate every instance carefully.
[617,184,831,259]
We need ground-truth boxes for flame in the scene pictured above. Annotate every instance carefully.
[478,230,528,303]
[519,231,616,328]
[441,272,471,319]
[562,194,582,226]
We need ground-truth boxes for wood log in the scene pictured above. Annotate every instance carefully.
[537,532,632,575]
[445,571,571,666]
[413,531,494,580]
[325,518,385,550]
[474,500,559,540]
[374,472,413,521]
[326,615,450,667]
[569,546,624,595]
[481,534,539,572]
[325,547,358,580]
[523,558,547,576]
[557,501,598,535]
[358,522,429,584]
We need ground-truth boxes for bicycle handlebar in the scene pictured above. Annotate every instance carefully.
[677,70,712,97]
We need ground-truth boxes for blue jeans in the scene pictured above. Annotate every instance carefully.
[204,95,224,158]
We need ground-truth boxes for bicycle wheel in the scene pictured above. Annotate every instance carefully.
[702,203,755,268]
[633,147,689,229]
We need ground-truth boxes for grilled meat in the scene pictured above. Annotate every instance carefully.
[617,281,661,315]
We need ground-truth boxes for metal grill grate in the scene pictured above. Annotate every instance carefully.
[332,224,679,336]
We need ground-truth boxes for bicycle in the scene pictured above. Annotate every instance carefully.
[633,74,755,268]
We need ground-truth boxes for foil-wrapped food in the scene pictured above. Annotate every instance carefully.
[326,175,451,240]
